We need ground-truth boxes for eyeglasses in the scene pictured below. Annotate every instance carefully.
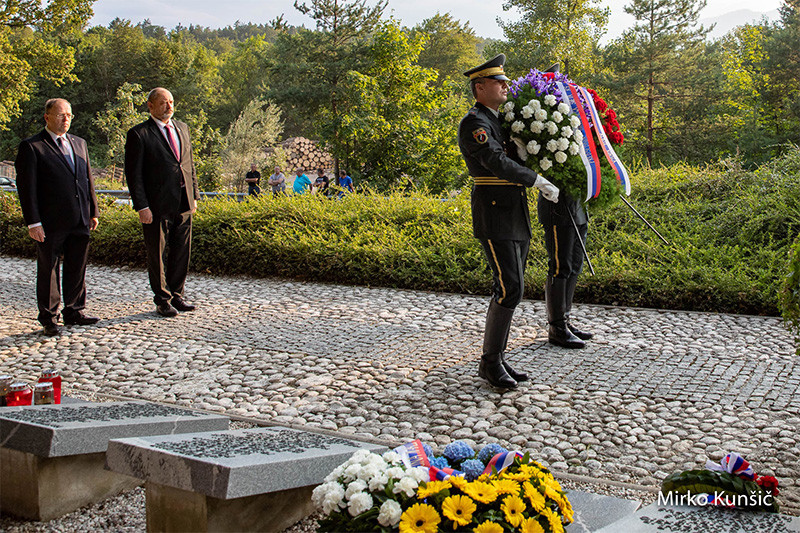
[49,113,74,119]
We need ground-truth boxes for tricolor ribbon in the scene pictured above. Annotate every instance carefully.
[557,81,601,201]
[393,440,430,469]
[705,452,755,481]
[482,451,524,476]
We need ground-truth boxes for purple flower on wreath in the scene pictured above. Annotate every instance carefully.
[461,459,485,481]
[443,441,474,464]
[477,443,508,465]
[429,456,450,470]
[509,68,593,124]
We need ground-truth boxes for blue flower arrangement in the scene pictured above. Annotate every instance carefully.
[443,440,474,465]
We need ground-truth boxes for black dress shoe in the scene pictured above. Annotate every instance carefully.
[171,297,195,312]
[156,303,179,317]
[43,324,60,336]
[568,323,593,341]
[63,313,100,326]
[478,360,518,389]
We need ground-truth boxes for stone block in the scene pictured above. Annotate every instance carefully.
[565,489,641,532]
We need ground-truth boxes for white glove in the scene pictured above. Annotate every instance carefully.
[534,175,559,203]
[510,136,528,161]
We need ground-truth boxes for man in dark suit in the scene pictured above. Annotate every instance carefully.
[15,98,100,336]
[125,87,200,317]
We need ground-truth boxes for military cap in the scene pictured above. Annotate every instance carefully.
[463,54,510,81]
[544,63,559,73]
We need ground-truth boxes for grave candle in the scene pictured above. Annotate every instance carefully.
[6,382,33,406]
[0,375,13,406]
[34,383,55,405]
[38,369,62,404]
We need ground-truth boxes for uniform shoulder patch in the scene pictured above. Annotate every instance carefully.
[472,128,488,144]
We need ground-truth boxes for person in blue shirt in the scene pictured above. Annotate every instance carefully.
[292,168,312,195]
[337,170,354,197]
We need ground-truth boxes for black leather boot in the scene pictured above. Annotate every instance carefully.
[489,300,528,382]
[478,301,518,389]
[565,275,593,341]
[546,276,585,349]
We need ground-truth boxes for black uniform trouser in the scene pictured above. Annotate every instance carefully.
[543,223,587,279]
[480,239,530,309]
[142,211,192,306]
[35,226,90,326]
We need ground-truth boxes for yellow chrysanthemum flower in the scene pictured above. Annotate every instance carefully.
[520,517,546,533]
[545,477,562,492]
[523,482,546,512]
[501,471,529,482]
[399,503,441,533]
[462,481,498,504]
[449,475,468,490]
[545,484,562,502]
[473,520,504,533]
[442,495,477,527]
[559,495,574,522]
[542,508,564,533]
[491,478,520,495]
[417,480,451,499]
[500,495,526,527]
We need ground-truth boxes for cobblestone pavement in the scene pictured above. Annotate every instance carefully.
[1,254,798,515]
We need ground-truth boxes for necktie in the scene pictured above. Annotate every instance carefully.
[57,137,76,173]
[164,123,180,160]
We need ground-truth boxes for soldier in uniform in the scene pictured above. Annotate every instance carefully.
[537,64,593,349]
[458,54,560,389]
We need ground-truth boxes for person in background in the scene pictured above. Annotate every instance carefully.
[314,168,330,196]
[293,167,312,195]
[337,170,354,197]
[245,163,261,197]
[268,166,286,197]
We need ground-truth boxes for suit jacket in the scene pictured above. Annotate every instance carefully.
[458,102,539,241]
[124,117,199,218]
[15,130,98,232]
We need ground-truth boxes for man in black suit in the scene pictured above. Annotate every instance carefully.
[125,87,200,317]
[15,98,100,336]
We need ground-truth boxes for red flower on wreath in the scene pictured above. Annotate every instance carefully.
[590,91,623,146]
[756,475,780,496]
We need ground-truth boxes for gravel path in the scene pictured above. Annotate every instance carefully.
[1,254,797,528]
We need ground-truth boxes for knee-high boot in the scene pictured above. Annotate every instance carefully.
[546,276,585,349]
[565,275,593,340]
[496,301,528,382]
[479,301,517,389]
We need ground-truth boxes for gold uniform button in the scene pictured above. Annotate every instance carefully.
[491,200,496,205]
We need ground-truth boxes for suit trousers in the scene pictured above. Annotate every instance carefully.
[543,222,587,279]
[141,211,192,305]
[479,239,530,309]
[35,226,90,326]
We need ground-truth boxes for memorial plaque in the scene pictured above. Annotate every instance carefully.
[565,490,642,532]
[0,401,229,457]
[107,427,388,500]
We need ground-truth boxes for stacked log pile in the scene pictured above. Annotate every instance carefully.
[273,137,334,172]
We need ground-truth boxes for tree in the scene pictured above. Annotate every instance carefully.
[492,0,609,81]
[220,98,284,192]
[409,13,482,89]
[0,0,95,128]
[763,0,800,147]
[93,82,148,169]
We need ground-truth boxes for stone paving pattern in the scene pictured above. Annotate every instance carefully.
[1,255,798,515]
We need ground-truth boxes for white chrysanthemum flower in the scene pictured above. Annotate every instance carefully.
[544,94,557,106]
[534,109,548,121]
[530,121,544,133]
[561,126,573,138]
[505,111,515,122]
[546,139,559,152]
[345,479,368,499]
[574,130,584,142]
[348,492,373,517]
[368,473,389,492]
[382,451,402,464]
[521,106,534,119]
[386,467,405,479]
[378,499,403,527]
[569,142,580,155]
[558,137,570,151]
[313,482,345,514]
[546,121,558,135]
[504,102,515,112]
[343,463,361,481]
[555,151,568,164]
[570,116,581,128]
[357,464,380,481]
[552,111,563,123]
[351,449,372,463]
[526,140,539,154]
[511,120,525,133]
[411,466,430,483]
[529,99,541,110]
[324,465,345,483]
[558,102,570,114]
[393,476,419,497]
[540,157,553,171]
[366,455,388,469]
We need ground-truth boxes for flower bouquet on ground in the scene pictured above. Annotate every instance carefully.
[502,68,629,210]
[314,440,573,532]
[660,452,780,513]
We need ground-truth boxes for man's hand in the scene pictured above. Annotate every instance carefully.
[138,208,153,224]
[28,226,45,242]
[90,217,99,230]
[534,175,559,203]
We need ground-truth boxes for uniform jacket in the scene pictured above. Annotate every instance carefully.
[458,102,540,240]
[537,191,587,227]
[15,131,98,232]
[124,117,199,218]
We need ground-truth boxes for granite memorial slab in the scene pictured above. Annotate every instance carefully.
[106,427,388,532]
[595,503,800,532]
[0,401,229,521]
[565,489,642,532]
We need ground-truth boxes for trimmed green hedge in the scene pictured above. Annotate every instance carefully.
[3,147,799,316]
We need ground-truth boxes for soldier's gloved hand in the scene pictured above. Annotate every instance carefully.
[534,175,559,203]
[510,136,528,161]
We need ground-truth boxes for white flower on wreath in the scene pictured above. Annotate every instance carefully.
[351,449,372,463]
[558,102,571,114]
[552,111,563,123]
[521,106,534,119]
[369,473,389,492]
[544,94,557,106]
[357,464,380,481]
[546,139,559,152]
[348,492,373,517]
[528,99,541,110]
[394,475,419,497]
[324,465,345,483]
[527,140,540,154]
[386,466,405,479]
[570,116,581,128]
[382,451,402,465]
[546,121,558,135]
[558,137,570,151]
[534,109,548,121]
[504,102,515,112]
[313,481,345,515]
[505,111,515,122]
[344,463,361,481]
[530,121,544,134]
[569,142,581,155]
[410,466,430,483]
[378,499,403,527]
[574,130,584,143]
[561,126,574,138]
[345,479,368,499]
[540,157,553,171]
[555,151,568,164]
[511,120,525,133]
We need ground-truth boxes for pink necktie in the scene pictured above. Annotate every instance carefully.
[164,123,180,160]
